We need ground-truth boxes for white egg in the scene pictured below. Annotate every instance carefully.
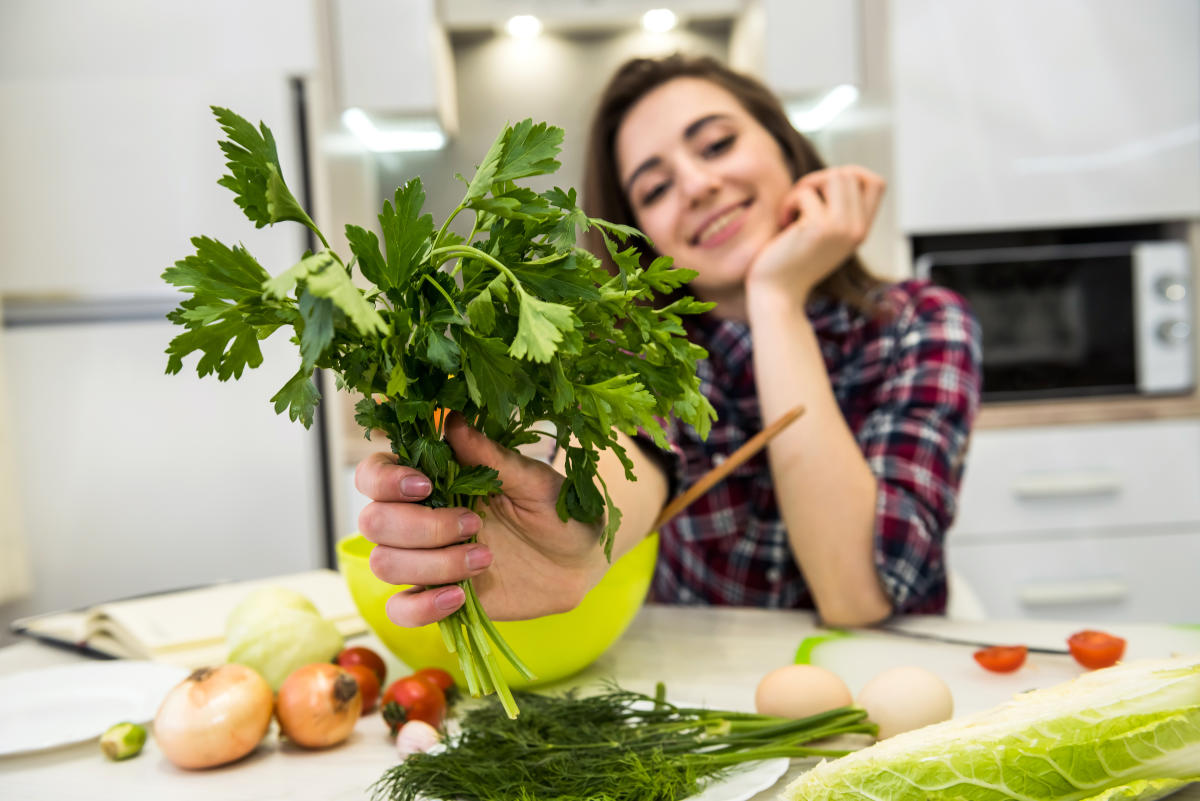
[855,665,954,739]
[754,664,854,719]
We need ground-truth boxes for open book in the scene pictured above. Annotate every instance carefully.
[10,570,368,668]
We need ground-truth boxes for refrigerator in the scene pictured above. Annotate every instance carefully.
[0,0,332,625]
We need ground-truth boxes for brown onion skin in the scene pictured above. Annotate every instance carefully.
[276,663,362,748]
[154,664,274,770]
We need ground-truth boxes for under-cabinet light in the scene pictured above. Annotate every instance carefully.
[341,108,447,153]
[642,8,678,33]
[787,84,860,132]
[506,15,543,38]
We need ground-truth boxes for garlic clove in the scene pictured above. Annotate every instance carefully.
[395,719,441,758]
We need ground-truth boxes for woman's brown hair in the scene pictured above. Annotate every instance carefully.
[582,53,882,312]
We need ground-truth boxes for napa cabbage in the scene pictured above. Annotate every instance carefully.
[784,654,1200,801]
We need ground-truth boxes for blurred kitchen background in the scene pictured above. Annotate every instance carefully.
[2,0,1198,642]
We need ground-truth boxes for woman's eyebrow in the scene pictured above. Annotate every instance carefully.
[622,113,733,196]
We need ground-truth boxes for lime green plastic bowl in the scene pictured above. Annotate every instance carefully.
[337,533,658,690]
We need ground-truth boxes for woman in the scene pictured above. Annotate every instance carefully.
[354,54,981,629]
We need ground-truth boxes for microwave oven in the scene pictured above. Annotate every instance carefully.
[915,241,1195,402]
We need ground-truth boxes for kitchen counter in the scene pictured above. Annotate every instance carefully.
[2,604,1198,800]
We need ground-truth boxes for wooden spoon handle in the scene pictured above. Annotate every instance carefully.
[651,404,806,531]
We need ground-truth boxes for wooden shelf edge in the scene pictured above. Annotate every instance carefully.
[976,393,1200,429]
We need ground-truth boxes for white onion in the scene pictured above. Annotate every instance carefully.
[153,664,274,769]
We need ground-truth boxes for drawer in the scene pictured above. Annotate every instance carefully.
[947,528,1200,624]
[951,420,1200,539]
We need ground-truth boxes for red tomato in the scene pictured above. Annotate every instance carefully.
[337,646,387,686]
[1067,630,1126,670]
[412,667,455,694]
[343,663,381,714]
[973,645,1028,673]
[381,675,446,734]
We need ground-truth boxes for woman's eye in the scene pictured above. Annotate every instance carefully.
[640,181,670,206]
[702,134,736,158]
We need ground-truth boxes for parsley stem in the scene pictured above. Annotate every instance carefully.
[433,202,468,251]
[420,274,466,318]
[429,245,524,294]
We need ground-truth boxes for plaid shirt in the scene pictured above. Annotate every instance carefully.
[646,279,981,615]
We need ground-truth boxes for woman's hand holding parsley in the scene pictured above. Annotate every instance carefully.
[746,165,887,306]
[356,413,608,628]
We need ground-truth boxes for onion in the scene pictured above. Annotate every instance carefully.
[153,663,274,770]
[276,663,362,748]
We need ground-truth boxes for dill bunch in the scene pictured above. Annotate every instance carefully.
[371,683,875,801]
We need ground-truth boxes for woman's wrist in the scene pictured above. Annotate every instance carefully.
[745,280,810,329]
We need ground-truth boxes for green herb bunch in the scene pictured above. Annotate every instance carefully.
[162,108,717,718]
[372,682,876,801]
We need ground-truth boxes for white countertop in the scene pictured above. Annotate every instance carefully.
[2,604,1198,800]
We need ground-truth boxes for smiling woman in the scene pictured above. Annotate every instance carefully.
[578,54,984,624]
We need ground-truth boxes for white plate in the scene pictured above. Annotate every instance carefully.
[0,661,189,756]
[687,758,790,801]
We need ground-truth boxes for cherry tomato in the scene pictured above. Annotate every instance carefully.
[381,675,446,734]
[337,646,387,686]
[342,663,381,714]
[412,667,455,693]
[973,645,1028,673]
[1067,630,1126,670]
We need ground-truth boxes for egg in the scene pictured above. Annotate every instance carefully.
[754,664,854,719]
[855,665,954,739]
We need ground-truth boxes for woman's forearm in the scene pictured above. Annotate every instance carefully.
[746,290,892,626]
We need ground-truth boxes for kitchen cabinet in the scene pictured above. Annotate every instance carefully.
[947,418,1200,623]
[890,0,1200,233]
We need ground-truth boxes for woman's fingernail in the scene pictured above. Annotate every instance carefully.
[465,547,492,571]
[401,476,431,497]
[434,586,464,612]
[458,513,481,538]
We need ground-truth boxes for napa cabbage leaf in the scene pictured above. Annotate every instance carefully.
[785,654,1200,801]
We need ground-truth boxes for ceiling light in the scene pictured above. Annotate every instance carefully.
[341,109,447,153]
[642,8,678,33]
[787,84,860,132]
[506,15,543,38]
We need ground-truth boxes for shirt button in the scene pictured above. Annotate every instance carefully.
[766,566,782,583]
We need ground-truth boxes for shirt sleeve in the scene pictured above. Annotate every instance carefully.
[858,286,982,614]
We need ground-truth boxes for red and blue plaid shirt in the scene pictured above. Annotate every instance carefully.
[646,279,982,615]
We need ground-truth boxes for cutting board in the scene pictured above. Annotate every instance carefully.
[799,617,1200,717]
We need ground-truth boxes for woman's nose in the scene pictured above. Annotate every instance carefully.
[676,158,720,205]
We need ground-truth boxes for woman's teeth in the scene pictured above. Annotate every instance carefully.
[695,204,746,245]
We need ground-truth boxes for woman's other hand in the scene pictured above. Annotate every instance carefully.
[747,165,886,305]
[354,413,606,628]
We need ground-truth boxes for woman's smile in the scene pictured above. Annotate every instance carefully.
[690,199,754,248]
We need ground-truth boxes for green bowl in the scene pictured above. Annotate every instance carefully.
[337,533,658,689]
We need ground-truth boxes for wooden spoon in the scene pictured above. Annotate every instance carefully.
[652,404,806,530]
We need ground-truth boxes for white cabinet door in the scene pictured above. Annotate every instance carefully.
[948,528,1200,624]
[891,0,1200,233]
[952,420,1200,539]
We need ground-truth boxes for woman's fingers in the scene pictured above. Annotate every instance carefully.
[354,451,433,502]
[385,585,467,628]
[358,501,481,549]
[368,540,492,588]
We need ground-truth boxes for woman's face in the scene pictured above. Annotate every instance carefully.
[615,77,794,304]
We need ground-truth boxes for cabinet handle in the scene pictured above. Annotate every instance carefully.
[1018,578,1130,607]
[1011,470,1122,500]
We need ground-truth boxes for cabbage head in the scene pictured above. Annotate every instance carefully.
[785,654,1200,801]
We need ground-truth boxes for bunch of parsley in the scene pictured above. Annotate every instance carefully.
[163,107,716,718]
